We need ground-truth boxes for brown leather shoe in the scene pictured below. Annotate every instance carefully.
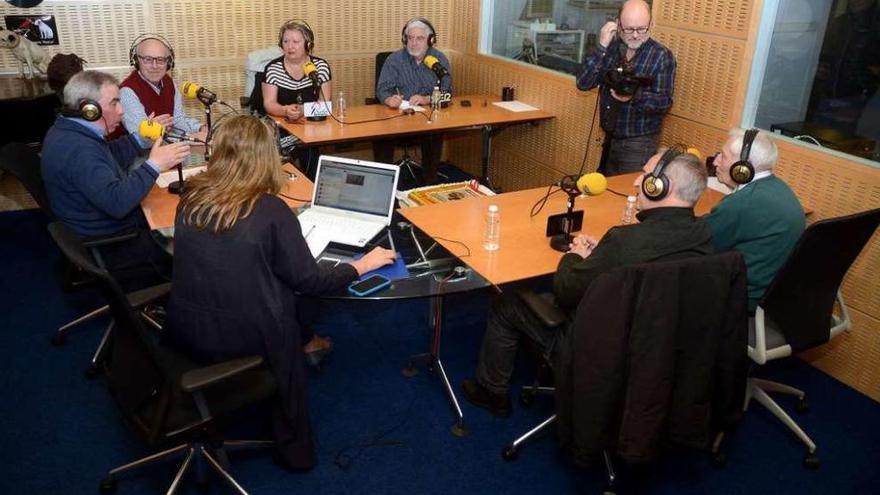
[462,378,512,418]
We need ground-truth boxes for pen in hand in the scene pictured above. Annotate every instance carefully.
[304,225,316,239]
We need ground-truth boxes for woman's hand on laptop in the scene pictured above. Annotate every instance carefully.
[350,247,397,276]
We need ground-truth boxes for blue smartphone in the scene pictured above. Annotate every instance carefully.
[348,274,391,296]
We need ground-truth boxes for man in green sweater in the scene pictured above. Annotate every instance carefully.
[705,128,804,312]
[462,149,713,417]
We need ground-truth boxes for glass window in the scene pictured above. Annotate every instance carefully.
[480,0,624,76]
[750,0,880,164]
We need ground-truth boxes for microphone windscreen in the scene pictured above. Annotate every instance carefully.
[303,62,318,76]
[424,55,439,69]
[181,81,199,99]
[138,120,165,140]
[685,147,703,161]
[577,172,607,196]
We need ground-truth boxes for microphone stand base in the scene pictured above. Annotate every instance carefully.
[167,181,184,195]
[550,234,572,253]
[306,116,327,122]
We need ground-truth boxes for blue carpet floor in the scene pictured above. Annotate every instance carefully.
[2,208,879,494]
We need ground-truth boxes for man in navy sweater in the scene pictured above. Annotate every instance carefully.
[42,70,190,274]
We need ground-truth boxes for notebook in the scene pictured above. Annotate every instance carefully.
[297,155,400,253]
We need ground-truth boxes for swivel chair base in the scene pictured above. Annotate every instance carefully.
[745,377,819,469]
[100,438,273,495]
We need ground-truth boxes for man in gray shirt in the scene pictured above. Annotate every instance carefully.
[373,17,452,185]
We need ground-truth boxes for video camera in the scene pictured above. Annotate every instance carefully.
[602,65,654,97]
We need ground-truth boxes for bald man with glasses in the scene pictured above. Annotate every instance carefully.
[576,0,676,176]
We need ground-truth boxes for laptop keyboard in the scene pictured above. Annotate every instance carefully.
[299,212,379,245]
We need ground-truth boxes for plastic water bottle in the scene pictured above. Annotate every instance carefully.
[431,86,441,111]
[484,204,500,251]
[337,91,346,118]
[621,195,638,225]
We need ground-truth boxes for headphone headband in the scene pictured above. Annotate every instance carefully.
[129,33,175,70]
[401,17,437,47]
[279,19,315,52]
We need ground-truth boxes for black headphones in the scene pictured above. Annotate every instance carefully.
[401,17,437,47]
[129,34,175,70]
[641,144,686,201]
[278,19,315,53]
[61,99,102,122]
[730,128,758,185]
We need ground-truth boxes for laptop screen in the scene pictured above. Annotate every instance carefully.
[313,158,398,217]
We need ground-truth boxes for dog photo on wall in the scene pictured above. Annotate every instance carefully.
[5,14,59,45]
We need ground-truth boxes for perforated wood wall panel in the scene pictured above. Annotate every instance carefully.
[653,27,745,130]
[654,0,752,39]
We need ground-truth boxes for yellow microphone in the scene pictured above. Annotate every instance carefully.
[180,81,217,105]
[423,55,449,79]
[685,147,703,161]
[138,119,166,141]
[303,62,321,88]
[576,172,607,196]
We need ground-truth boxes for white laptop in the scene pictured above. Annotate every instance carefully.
[297,155,400,253]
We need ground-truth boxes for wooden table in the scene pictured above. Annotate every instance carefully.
[272,95,554,187]
[399,173,727,286]
[141,164,314,230]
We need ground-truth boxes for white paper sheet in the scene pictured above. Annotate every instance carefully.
[492,101,539,112]
[156,165,207,188]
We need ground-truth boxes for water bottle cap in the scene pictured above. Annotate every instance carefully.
[626,195,637,203]
[488,204,499,212]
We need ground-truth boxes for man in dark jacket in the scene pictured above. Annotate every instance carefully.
[462,148,713,417]
[41,70,190,274]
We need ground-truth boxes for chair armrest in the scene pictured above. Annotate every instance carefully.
[517,289,567,328]
[181,355,264,392]
[127,282,171,308]
[82,230,138,248]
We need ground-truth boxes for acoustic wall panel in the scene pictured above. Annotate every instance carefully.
[653,27,745,130]
[654,0,753,39]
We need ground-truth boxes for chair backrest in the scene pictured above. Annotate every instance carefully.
[555,252,749,465]
[370,51,393,104]
[0,142,54,218]
[47,221,179,443]
[759,208,880,352]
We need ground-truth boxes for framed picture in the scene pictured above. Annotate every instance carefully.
[5,14,59,46]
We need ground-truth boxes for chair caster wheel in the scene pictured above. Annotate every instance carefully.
[519,391,536,408]
[796,396,809,414]
[803,452,820,470]
[501,446,519,461]
[451,422,469,437]
[99,477,117,494]
[711,451,727,468]
[85,365,101,379]
[51,334,66,346]
[401,365,419,378]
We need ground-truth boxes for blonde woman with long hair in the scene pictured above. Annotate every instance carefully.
[166,115,395,471]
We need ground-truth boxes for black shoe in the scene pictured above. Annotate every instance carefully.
[462,378,512,418]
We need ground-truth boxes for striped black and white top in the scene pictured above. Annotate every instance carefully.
[262,55,332,105]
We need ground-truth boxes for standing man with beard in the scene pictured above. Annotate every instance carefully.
[373,17,452,185]
[576,0,676,176]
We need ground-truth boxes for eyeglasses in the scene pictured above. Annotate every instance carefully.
[619,25,650,35]
[137,55,170,65]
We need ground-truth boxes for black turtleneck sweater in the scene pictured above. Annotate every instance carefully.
[553,207,713,311]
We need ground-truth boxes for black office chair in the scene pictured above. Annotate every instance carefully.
[1,142,168,376]
[503,253,750,494]
[745,207,880,469]
[47,222,277,494]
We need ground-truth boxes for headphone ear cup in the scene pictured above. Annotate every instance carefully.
[79,99,102,122]
[730,160,755,185]
[641,175,668,201]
